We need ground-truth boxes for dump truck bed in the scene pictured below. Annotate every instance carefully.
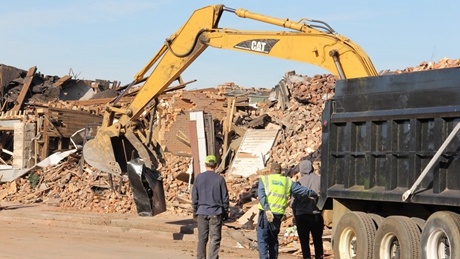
[320,66,460,209]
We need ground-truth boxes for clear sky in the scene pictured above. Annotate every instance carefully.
[1,1,459,90]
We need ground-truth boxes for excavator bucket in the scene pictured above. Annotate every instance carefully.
[82,132,122,175]
[83,130,166,217]
[127,158,166,216]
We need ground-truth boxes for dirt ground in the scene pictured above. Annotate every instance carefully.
[0,203,297,259]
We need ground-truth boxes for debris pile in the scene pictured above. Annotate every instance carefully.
[267,73,336,168]
[0,64,120,113]
[394,57,460,73]
[1,57,460,257]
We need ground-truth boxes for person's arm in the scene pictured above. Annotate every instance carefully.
[221,178,230,212]
[290,195,296,208]
[191,178,199,212]
[291,181,318,198]
[258,179,270,211]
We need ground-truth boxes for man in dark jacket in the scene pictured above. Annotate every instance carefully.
[192,155,229,259]
[291,159,323,259]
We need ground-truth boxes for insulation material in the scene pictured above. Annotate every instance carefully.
[228,128,279,177]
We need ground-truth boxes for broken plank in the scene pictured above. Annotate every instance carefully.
[226,229,251,249]
[52,75,71,87]
[11,66,37,112]
[0,181,16,201]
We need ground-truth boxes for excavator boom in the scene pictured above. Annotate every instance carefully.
[82,4,377,216]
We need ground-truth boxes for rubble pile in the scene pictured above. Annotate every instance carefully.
[0,153,136,213]
[160,153,193,215]
[268,73,336,169]
[394,57,460,73]
[0,64,120,114]
[1,57,460,256]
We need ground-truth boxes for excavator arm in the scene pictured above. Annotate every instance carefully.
[127,5,377,123]
[82,4,377,216]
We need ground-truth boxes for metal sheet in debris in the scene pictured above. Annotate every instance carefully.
[0,149,77,182]
[228,129,279,177]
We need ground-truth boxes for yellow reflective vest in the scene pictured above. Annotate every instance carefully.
[258,173,293,214]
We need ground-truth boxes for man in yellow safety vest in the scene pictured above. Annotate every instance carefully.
[257,162,318,259]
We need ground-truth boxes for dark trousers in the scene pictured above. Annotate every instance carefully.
[295,213,324,259]
[257,210,282,259]
[196,214,223,259]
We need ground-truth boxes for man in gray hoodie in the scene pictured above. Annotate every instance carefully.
[291,159,323,259]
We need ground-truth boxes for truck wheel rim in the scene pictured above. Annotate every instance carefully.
[380,233,400,259]
[339,227,357,258]
[426,229,451,259]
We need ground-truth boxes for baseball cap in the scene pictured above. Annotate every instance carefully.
[205,155,217,164]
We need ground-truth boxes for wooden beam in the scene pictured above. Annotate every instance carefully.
[53,75,71,87]
[231,124,247,137]
[222,98,235,169]
[175,130,191,147]
[72,96,132,106]
[11,66,36,112]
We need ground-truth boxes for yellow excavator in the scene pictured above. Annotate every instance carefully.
[82,4,378,216]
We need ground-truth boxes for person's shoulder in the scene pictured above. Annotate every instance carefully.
[194,172,204,181]
[302,172,320,179]
[196,170,213,178]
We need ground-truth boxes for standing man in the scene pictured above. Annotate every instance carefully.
[291,159,324,259]
[257,162,318,259]
[192,155,229,259]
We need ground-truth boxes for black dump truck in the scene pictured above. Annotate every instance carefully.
[317,66,460,259]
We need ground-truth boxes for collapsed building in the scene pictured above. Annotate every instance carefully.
[1,57,460,256]
[0,64,121,168]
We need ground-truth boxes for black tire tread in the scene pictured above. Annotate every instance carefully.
[400,216,421,259]
[356,212,376,259]
[333,211,376,259]
[421,211,460,259]
[374,216,421,259]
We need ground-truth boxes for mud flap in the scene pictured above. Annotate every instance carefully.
[127,158,166,216]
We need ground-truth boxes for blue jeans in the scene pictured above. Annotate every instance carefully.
[257,210,282,259]
[196,214,223,259]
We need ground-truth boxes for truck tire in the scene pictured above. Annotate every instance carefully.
[369,213,384,228]
[333,212,376,259]
[410,217,426,231]
[421,211,460,259]
[373,216,421,259]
